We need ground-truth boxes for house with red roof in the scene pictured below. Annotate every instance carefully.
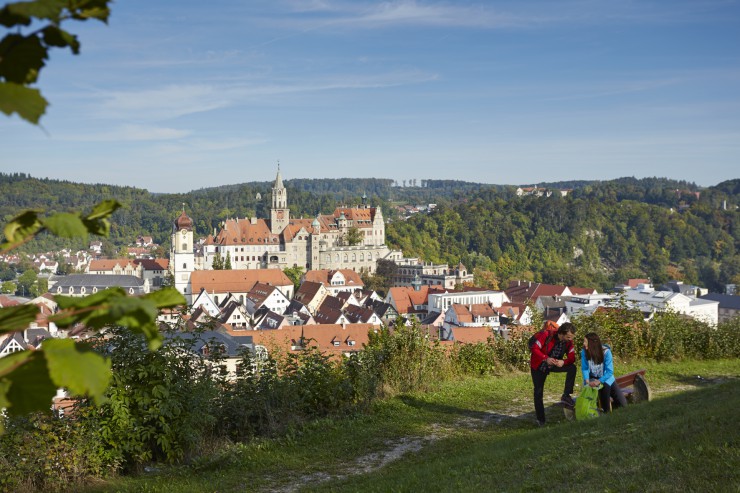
[303,269,364,296]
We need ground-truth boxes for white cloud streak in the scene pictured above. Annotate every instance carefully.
[92,71,438,120]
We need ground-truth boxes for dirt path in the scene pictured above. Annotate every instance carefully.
[261,406,532,493]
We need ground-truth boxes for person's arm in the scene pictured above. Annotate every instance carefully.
[530,332,549,367]
[580,349,590,385]
[563,341,576,366]
[601,348,614,384]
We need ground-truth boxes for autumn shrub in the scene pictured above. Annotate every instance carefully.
[357,319,452,395]
[489,331,531,371]
[453,342,497,375]
[0,413,115,492]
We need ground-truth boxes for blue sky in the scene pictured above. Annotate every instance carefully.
[2,0,739,193]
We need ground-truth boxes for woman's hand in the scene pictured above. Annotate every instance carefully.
[589,379,600,388]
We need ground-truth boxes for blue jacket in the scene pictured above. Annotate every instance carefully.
[581,346,615,386]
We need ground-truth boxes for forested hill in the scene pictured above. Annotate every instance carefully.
[1,173,738,291]
[387,181,739,292]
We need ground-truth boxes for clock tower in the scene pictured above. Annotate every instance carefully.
[171,208,195,304]
[270,164,290,234]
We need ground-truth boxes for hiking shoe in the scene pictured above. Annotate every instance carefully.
[560,395,575,408]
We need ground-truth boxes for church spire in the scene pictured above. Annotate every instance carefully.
[275,160,284,189]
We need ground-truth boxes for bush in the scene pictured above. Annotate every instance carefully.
[0,413,115,491]
[89,327,219,470]
[358,319,453,395]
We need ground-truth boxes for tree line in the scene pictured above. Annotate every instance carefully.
[1,174,738,292]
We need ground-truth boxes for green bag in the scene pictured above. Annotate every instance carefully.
[575,385,600,420]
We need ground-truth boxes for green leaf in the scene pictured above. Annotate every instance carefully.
[43,212,88,238]
[0,81,47,125]
[143,288,187,309]
[0,4,32,28]
[41,25,80,54]
[4,351,57,415]
[43,339,111,405]
[71,0,111,22]
[86,199,122,220]
[53,289,163,349]
[52,288,127,327]
[1,209,41,250]
[0,349,33,378]
[0,33,47,84]
[1,0,68,25]
[0,304,40,333]
[82,199,121,236]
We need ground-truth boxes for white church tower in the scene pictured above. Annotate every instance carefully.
[270,165,290,234]
[171,208,195,303]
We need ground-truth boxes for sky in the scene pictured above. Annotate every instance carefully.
[1,0,739,193]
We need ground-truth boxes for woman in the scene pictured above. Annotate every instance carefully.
[581,332,627,412]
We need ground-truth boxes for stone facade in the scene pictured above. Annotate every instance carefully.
[171,168,401,303]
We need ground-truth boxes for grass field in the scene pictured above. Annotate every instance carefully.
[92,359,740,493]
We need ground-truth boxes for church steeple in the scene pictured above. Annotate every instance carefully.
[271,161,289,233]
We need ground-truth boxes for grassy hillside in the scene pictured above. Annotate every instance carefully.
[92,359,739,493]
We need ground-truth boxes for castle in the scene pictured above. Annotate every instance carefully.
[171,168,401,302]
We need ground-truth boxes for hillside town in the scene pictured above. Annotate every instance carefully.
[0,170,733,381]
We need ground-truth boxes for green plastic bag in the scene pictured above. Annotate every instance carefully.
[575,385,600,420]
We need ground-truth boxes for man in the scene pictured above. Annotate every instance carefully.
[529,321,577,426]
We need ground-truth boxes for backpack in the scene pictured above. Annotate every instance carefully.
[528,321,559,351]
[575,385,601,420]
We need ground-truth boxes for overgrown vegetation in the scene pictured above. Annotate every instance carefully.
[1,309,738,491]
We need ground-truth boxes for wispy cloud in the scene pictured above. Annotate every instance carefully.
[153,137,267,155]
[56,124,192,142]
[92,70,438,120]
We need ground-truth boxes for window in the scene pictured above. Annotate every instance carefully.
[183,263,187,269]
[182,243,187,250]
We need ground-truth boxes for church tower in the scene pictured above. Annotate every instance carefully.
[270,165,290,234]
[171,208,195,303]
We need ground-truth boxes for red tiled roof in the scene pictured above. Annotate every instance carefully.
[569,287,597,295]
[304,269,364,288]
[88,259,137,271]
[450,326,493,344]
[626,279,650,288]
[249,323,375,358]
[191,269,293,295]
[204,218,279,246]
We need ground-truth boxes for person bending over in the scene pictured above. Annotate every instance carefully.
[529,321,577,426]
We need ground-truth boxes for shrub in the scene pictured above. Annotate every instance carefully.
[0,413,115,491]
[359,319,452,395]
[89,327,219,470]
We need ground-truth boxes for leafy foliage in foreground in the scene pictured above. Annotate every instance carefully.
[0,0,113,124]
[0,202,186,432]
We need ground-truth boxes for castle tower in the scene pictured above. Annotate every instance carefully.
[171,208,195,303]
[270,164,290,234]
[372,205,385,245]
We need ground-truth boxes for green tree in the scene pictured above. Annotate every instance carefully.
[224,251,232,270]
[0,280,15,294]
[345,226,363,246]
[0,0,113,124]
[212,251,223,270]
[15,269,36,297]
[283,265,304,290]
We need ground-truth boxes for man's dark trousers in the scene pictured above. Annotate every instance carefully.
[531,365,576,423]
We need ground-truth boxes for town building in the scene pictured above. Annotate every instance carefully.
[390,259,474,289]
[170,167,402,303]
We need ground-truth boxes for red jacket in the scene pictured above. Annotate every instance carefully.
[529,329,576,371]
